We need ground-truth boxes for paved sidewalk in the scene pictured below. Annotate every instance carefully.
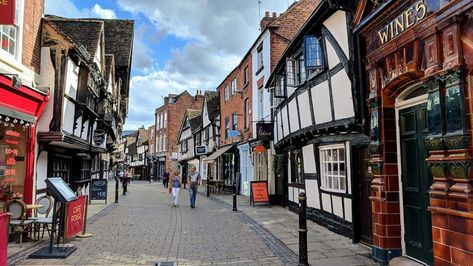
[7,180,117,261]
[11,182,290,265]
[210,193,376,266]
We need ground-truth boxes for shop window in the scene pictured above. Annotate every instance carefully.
[370,110,380,143]
[49,156,72,185]
[445,84,463,133]
[304,36,324,69]
[80,160,91,182]
[319,144,346,193]
[0,123,27,201]
[427,89,442,136]
[0,0,21,58]
[290,149,304,184]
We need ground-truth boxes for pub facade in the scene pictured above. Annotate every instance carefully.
[354,0,473,264]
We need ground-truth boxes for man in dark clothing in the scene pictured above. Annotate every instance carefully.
[163,168,170,188]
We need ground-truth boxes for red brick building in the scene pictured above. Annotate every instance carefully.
[154,91,204,179]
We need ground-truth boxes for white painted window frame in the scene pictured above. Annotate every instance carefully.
[319,143,347,193]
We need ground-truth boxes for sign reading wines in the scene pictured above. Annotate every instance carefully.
[90,179,107,200]
[65,195,86,239]
[250,181,270,206]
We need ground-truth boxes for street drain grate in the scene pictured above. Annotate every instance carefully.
[155,262,176,266]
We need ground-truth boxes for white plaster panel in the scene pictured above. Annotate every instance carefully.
[274,121,280,143]
[311,81,332,124]
[62,98,75,134]
[323,10,349,58]
[37,48,55,132]
[288,99,299,133]
[73,115,82,137]
[305,179,320,209]
[180,128,192,142]
[203,101,211,127]
[321,193,331,213]
[64,59,79,99]
[82,120,89,140]
[302,144,316,174]
[288,187,294,203]
[344,198,352,222]
[298,91,312,129]
[325,38,340,70]
[331,70,355,120]
[36,152,48,191]
[281,106,289,137]
[287,152,291,185]
[332,195,344,218]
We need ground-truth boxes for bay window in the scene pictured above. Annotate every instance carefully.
[319,144,346,192]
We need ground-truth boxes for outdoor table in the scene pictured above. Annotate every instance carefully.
[26,204,44,211]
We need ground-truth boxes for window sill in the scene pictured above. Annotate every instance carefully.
[255,66,264,76]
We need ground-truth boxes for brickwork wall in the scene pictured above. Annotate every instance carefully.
[269,0,320,71]
[219,55,252,146]
[154,93,204,171]
[22,0,44,74]
[147,125,155,156]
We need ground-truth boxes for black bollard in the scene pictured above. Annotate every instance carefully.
[206,182,210,197]
[232,181,237,212]
[298,192,308,265]
[115,177,119,203]
[123,179,127,195]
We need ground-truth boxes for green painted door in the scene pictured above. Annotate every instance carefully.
[399,103,433,265]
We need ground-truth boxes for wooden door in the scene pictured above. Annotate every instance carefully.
[354,147,372,245]
[399,104,433,264]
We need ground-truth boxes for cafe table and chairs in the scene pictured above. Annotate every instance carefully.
[3,200,37,247]
[32,196,54,239]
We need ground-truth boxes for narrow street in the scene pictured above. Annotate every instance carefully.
[11,182,291,265]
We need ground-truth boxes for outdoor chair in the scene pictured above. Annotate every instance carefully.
[33,195,54,239]
[4,200,36,247]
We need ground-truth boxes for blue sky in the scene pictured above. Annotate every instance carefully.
[45,0,292,130]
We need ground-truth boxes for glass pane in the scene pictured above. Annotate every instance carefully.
[333,149,338,161]
[340,177,346,190]
[445,86,463,133]
[427,90,442,135]
[339,148,344,161]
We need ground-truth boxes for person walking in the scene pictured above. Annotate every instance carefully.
[163,168,170,188]
[170,170,181,207]
[189,166,201,208]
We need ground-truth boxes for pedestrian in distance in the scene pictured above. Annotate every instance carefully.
[170,170,181,207]
[182,172,187,189]
[189,166,201,208]
[163,168,170,188]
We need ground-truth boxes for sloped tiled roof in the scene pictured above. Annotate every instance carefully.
[46,17,103,60]
[102,20,134,67]
[204,91,220,121]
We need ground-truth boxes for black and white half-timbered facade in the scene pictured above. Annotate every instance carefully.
[36,17,133,196]
[177,109,203,182]
[267,1,371,239]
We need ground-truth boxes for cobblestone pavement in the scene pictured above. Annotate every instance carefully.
[11,182,290,266]
[211,194,377,266]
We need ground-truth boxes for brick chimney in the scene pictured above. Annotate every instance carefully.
[260,11,277,31]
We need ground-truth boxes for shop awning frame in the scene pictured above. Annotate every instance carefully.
[202,144,234,162]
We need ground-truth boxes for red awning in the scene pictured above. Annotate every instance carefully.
[0,74,49,123]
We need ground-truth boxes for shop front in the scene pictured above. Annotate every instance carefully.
[354,0,473,264]
[0,74,49,206]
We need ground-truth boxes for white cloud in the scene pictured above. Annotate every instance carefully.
[45,0,116,19]
[91,4,117,19]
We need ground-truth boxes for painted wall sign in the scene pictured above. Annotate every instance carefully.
[0,0,15,25]
[377,1,427,45]
[65,195,86,239]
[250,181,270,205]
[90,179,107,200]
[256,122,273,141]
[227,130,239,138]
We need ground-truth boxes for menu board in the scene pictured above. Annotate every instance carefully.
[90,179,107,200]
[45,178,77,202]
[250,181,270,206]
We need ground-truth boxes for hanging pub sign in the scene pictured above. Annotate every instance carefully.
[0,0,15,25]
[65,195,86,239]
[250,181,270,206]
[256,122,273,141]
[93,129,106,146]
[195,145,207,155]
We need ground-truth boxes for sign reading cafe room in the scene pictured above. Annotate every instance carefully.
[377,0,427,45]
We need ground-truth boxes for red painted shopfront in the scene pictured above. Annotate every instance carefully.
[0,74,49,205]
